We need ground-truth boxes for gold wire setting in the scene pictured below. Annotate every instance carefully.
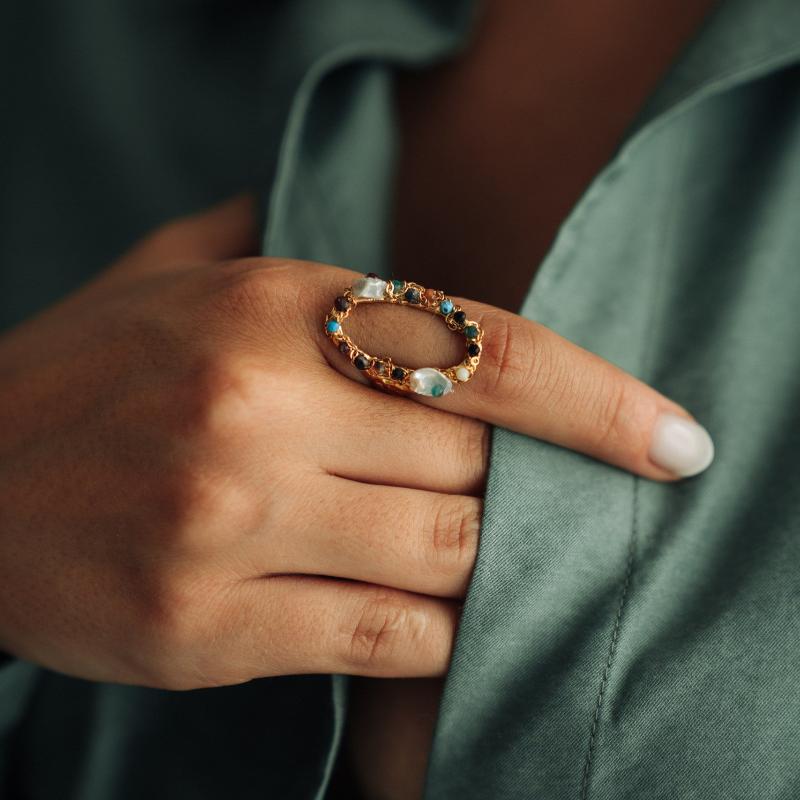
[323,274,483,397]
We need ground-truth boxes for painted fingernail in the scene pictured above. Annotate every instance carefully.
[649,413,715,478]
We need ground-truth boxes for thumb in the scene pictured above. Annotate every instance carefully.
[113,193,260,277]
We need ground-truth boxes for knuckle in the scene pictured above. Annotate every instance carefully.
[129,363,274,558]
[481,313,551,403]
[423,497,481,580]
[155,462,253,555]
[179,355,263,438]
[205,258,326,361]
[345,590,415,671]
[152,359,270,549]
[209,258,304,331]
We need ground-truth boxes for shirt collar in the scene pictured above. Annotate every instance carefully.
[631,0,800,135]
[267,0,800,135]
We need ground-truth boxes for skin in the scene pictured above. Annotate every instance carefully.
[349,0,720,796]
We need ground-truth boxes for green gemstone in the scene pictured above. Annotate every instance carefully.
[464,325,479,340]
[392,279,405,293]
[431,384,445,398]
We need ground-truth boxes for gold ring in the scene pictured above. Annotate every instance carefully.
[324,273,483,397]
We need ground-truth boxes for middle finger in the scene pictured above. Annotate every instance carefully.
[313,377,490,497]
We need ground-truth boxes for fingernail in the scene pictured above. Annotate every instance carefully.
[649,413,715,478]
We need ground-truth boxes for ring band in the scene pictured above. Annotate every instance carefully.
[324,273,483,397]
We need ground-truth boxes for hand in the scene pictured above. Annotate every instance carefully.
[0,196,713,689]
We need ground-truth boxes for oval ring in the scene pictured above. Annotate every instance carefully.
[323,273,483,397]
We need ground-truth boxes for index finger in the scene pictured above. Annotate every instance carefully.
[443,301,714,480]
[319,269,714,482]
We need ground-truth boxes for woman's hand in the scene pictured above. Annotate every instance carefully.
[0,196,712,689]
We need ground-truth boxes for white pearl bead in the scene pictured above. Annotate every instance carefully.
[352,277,387,299]
[409,368,453,397]
[455,366,470,382]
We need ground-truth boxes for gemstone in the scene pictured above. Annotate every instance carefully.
[464,325,479,340]
[440,299,454,315]
[405,287,421,304]
[424,288,437,303]
[334,296,351,312]
[352,276,388,299]
[409,368,453,397]
[338,341,350,354]
[391,279,405,293]
[375,361,387,375]
[354,355,371,370]
[452,310,466,326]
[467,343,481,357]
[326,320,341,334]
[391,367,405,381]
[456,366,471,382]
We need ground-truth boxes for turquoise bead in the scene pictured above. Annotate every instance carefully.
[464,325,479,340]
[440,299,454,315]
[326,320,340,334]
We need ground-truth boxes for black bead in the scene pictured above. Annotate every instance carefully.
[338,341,350,355]
[354,355,371,370]
[366,272,380,279]
[334,296,351,312]
[405,287,420,304]
[468,342,481,357]
[391,367,406,381]
[453,310,467,326]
